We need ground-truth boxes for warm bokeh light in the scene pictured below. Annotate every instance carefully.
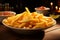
[59,7,60,10]
[58,7,60,12]
[55,6,58,10]
[50,2,53,6]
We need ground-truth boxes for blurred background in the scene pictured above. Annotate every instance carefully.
[0,0,59,13]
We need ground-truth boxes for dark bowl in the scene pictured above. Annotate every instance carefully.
[2,20,44,34]
[2,18,56,34]
[2,18,56,35]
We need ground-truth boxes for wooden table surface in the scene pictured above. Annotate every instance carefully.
[43,24,60,40]
[0,23,60,40]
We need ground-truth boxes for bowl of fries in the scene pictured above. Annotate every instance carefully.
[2,7,56,35]
[0,11,16,23]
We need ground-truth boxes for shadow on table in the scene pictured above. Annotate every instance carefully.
[8,29,45,40]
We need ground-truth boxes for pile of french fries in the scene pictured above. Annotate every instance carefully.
[3,7,56,29]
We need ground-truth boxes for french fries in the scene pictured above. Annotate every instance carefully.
[3,7,56,29]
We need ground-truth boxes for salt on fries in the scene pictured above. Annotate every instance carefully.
[3,7,56,29]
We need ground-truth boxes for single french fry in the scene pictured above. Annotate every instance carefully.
[25,7,30,14]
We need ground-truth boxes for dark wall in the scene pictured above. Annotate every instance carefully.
[0,0,57,13]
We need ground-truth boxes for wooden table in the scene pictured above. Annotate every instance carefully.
[0,23,60,40]
[43,24,60,40]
